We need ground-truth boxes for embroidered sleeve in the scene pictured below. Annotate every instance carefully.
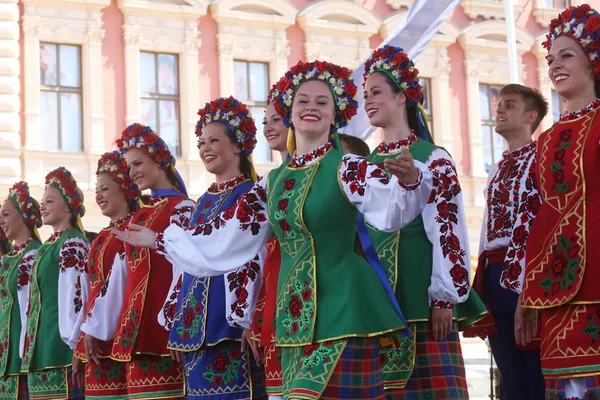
[500,158,541,294]
[81,250,128,341]
[339,154,433,232]
[158,174,271,278]
[423,149,471,307]
[225,246,266,329]
[157,198,196,331]
[58,237,90,349]
[17,248,36,357]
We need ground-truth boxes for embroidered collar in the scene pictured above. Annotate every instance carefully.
[289,142,333,168]
[501,141,536,161]
[208,174,249,194]
[11,238,33,255]
[109,213,134,229]
[48,229,67,242]
[378,132,418,154]
[560,99,600,121]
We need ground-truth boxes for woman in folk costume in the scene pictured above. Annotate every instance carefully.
[20,168,89,399]
[249,89,289,400]
[0,182,42,399]
[114,59,434,400]
[100,124,193,399]
[72,151,141,399]
[520,4,600,399]
[362,45,487,399]
[163,96,266,399]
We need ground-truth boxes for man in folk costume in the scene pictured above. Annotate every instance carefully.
[521,4,600,399]
[465,84,548,399]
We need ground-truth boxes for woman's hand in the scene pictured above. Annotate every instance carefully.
[111,224,157,249]
[84,334,103,365]
[241,328,263,365]
[170,349,184,364]
[430,307,453,341]
[384,148,420,185]
[72,355,85,389]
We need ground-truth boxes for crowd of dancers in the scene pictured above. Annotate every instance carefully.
[0,3,598,399]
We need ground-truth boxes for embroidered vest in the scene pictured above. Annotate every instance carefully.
[367,139,486,327]
[110,195,188,360]
[268,147,404,346]
[168,180,253,351]
[74,220,129,360]
[0,240,40,375]
[21,229,88,372]
[523,107,600,308]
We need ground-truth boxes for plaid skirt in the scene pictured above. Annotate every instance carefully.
[282,337,384,400]
[385,322,468,400]
[546,375,600,400]
[0,374,28,400]
[27,366,83,400]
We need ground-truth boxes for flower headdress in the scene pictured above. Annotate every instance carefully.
[116,123,176,170]
[363,45,423,106]
[96,151,141,211]
[271,60,359,130]
[8,181,39,229]
[363,45,433,143]
[195,96,258,158]
[544,4,600,81]
[45,167,86,234]
[116,123,187,195]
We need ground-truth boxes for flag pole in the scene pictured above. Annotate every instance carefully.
[505,0,520,84]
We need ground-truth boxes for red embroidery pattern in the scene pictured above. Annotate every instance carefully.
[17,254,34,291]
[340,155,390,197]
[551,129,572,193]
[289,143,332,168]
[559,99,600,121]
[427,158,469,298]
[192,185,268,237]
[208,174,248,193]
[59,239,88,314]
[377,132,418,154]
[274,179,296,239]
[226,257,260,327]
[162,275,182,330]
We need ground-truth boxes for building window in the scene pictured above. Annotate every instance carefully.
[552,90,568,122]
[140,52,180,156]
[479,83,505,172]
[233,60,271,163]
[420,77,433,125]
[543,0,570,8]
[40,43,83,152]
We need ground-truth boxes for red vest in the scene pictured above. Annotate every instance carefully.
[523,107,600,308]
[74,224,128,360]
[111,196,187,361]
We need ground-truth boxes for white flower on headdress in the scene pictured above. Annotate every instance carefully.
[575,22,585,38]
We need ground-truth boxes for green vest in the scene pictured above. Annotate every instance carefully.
[0,239,41,376]
[368,139,486,329]
[21,228,88,372]
[268,147,404,346]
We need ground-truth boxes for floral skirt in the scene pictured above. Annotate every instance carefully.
[0,374,29,400]
[27,366,83,400]
[183,340,266,399]
[85,355,184,399]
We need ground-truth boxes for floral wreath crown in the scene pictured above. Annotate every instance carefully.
[270,60,359,130]
[45,167,84,215]
[544,4,600,81]
[96,151,141,209]
[116,123,175,170]
[8,181,39,228]
[195,96,258,157]
[363,45,423,107]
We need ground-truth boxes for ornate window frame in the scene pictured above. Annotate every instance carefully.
[297,1,381,69]
[532,0,581,26]
[461,0,524,20]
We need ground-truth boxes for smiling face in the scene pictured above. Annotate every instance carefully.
[263,103,288,153]
[290,80,336,140]
[547,35,595,101]
[0,199,27,241]
[40,186,71,227]
[124,149,163,191]
[363,72,405,128]
[198,122,242,178]
[95,173,130,220]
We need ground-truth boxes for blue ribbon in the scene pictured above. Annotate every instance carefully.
[151,187,185,198]
[356,213,412,338]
